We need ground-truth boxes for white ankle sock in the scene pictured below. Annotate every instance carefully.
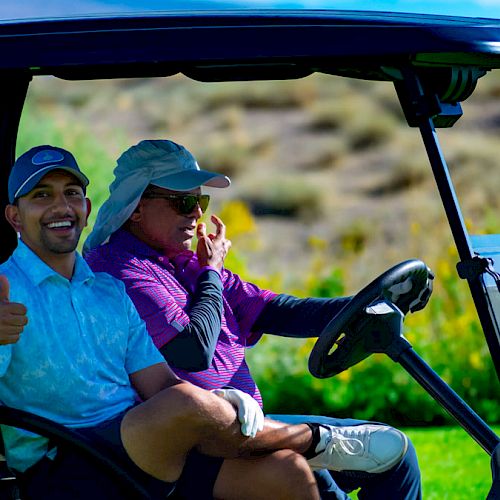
[315,425,331,453]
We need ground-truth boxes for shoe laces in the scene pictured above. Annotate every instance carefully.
[324,428,365,457]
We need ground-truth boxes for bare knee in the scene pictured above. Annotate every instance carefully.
[136,382,234,430]
[270,450,319,500]
[214,450,319,500]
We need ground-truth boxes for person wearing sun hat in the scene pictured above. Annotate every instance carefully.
[83,139,229,253]
[85,138,425,500]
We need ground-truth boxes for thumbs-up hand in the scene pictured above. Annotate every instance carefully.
[0,275,10,303]
[0,275,28,345]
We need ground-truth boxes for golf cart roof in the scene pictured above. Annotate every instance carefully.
[2,5,500,82]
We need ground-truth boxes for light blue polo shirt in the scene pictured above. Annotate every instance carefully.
[0,240,164,472]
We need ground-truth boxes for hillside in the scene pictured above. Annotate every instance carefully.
[20,70,500,292]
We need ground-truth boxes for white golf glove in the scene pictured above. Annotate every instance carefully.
[212,387,264,438]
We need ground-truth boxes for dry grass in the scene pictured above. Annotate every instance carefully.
[240,175,326,219]
[308,95,399,150]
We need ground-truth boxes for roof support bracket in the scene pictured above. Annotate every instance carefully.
[0,74,31,263]
[457,256,500,293]
[393,65,485,128]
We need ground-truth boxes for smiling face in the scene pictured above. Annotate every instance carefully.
[128,186,204,258]
[5,170,91,275]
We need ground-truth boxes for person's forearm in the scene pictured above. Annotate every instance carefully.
[160,268,223,371]
[129,362,184,400]
[252,294,352,338]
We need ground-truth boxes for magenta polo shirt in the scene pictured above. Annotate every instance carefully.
[85,229,277,405]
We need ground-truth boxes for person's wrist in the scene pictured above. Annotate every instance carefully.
[197,265,222,279]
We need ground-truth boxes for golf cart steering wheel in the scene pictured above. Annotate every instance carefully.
[309,259,432,379]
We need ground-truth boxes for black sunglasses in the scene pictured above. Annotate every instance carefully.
[142,193,210,214]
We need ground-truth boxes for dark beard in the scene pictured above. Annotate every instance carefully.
[40,227,81,254]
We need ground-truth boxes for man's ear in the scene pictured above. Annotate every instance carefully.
[84,198,92,227]
[129,200,144,223]
[5,204,22,232]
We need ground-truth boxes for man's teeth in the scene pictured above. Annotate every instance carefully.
[47,221,72,229]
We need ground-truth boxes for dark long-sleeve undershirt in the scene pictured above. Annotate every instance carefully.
[160,269,223,371]
[252,294,352,338]
[161,265,352,371]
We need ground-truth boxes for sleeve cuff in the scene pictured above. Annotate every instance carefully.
[197,265,222,280]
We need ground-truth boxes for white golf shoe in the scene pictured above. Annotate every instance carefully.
[307,424,408,473]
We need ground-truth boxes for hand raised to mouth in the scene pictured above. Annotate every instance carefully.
[196,215,232,272]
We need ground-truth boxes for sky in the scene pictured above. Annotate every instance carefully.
[1,0,500,21]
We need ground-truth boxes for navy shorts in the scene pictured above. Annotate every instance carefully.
[16,409,224,499]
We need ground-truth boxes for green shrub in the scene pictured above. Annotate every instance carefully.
[247,248,500,425]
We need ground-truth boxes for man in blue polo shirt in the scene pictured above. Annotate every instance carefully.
[0,145,328,500]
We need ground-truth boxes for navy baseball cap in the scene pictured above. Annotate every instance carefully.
[8,145,90,203]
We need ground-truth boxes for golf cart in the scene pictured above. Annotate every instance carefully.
[0,2,499,498]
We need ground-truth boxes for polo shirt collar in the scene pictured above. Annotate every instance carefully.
[110,229,161,259]
[13,239,95,286]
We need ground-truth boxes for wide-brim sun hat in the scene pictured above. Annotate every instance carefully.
[83,139,230,253]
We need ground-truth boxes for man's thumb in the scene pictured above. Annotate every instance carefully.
[0,275,10,303]
[196,223,206,239]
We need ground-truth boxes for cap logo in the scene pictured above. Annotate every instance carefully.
[32,150,65,165]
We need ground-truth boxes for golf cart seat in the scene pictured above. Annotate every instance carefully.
[0,422,18,498]
[0,406,152,500]
[0,452,18,500]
